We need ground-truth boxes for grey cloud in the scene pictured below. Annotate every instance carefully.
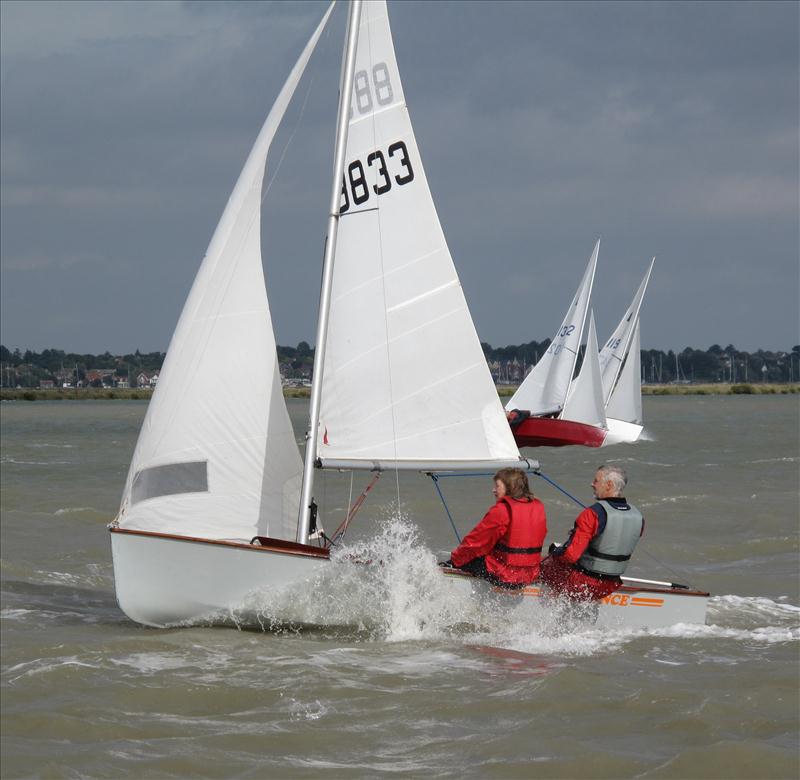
[1,0,797,354]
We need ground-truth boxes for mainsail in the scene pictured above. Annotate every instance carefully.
[116,7,334,542]
[506,240,599,416]
[317,0,521,470]
[599,258,654,404]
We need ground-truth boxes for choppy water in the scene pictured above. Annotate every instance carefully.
[1,396,798,779]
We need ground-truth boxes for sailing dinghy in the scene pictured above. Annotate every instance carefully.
[506,243,609,448]
[599,260,655,445]
[109,1,707,630]
[110,0,529,627]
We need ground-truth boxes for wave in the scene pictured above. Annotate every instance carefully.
[4,655,97,685]
[0,457,73,466]
[639,494,712,507]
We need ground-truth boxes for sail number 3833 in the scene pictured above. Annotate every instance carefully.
[340,141,414,214]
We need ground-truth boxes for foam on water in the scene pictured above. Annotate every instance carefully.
[229,518,799,657]
[54,506,97,515]
[639,494,712,507]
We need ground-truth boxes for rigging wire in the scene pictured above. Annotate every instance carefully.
[261,20,325,205]
[428,474,462,543]
[534,470,586,509]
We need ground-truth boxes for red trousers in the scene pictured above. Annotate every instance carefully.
[539,557,622,601]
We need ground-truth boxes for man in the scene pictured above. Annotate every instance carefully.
[539,464,643,600]
[440,468,547,589]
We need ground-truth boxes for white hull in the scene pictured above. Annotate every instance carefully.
[111,529,707,631]
[601,417,644,446]
[440,569,708,629]
[110,529,329,628]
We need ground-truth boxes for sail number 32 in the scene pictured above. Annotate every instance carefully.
[340,141,414,213]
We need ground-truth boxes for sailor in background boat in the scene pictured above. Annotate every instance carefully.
[540,465,644,600]
[439,469,547,589]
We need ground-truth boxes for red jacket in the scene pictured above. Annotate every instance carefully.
[451,497,547,585]
[555,506,601,565]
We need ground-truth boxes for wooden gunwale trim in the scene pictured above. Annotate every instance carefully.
[439,567,708,597]
[109,527,330,559]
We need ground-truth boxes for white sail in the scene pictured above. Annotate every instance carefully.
[117,6,334,542]
[599,258,654,404]
[561,311,607,428]
[317,0,520,470]
[506,240,599,416]
[606,319,643,425]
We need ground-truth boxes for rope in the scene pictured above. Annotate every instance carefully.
[636,546,694,584]
[328,471,382,546]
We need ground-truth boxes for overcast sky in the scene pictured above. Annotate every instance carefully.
[1,0,797,354]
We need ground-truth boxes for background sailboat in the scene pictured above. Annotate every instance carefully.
[507,243,608,447]
[603,320,644,445]
[599,260,654,445]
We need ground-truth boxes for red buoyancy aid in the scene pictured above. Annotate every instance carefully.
[489,497,547,569]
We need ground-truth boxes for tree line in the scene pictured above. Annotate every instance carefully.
[1,342,799,387]
[480,341,800,385]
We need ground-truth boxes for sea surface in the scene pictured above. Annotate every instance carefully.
[1,396,798,779]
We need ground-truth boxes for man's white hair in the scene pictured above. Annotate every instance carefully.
[597,464,628,495]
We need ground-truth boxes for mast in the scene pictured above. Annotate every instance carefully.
[297,0,362,545]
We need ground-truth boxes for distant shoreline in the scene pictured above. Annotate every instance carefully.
[0,383,797,402]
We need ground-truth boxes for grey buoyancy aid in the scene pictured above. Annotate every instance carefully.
[577,499,643,577]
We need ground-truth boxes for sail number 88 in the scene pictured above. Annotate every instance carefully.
[351,63,393,117]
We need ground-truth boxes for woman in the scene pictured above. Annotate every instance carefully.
[442,468,547,589]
